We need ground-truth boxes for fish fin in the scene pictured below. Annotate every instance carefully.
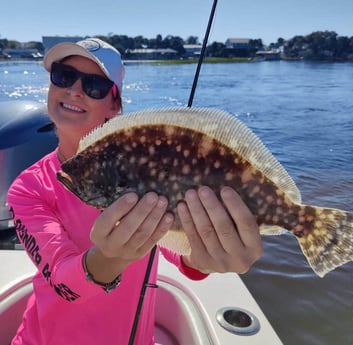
[158,229,191,255]
[297,207,353,277]
[260,225,288,235]
[78,107,302,204]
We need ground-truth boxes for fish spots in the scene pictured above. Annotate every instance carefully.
[241,168,253,184]
[148,146,155,156]
[198,136,214,157]
[214,160,221,169]
[182,164,191,175]
[158,169,169,181]
[225,172,234,181]
[193,175,202,184]
[138,157,149,165]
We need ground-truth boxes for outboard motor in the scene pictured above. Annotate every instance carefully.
[0,101,57,245]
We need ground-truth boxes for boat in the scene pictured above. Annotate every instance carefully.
[252,50,281,61]
[0,100,283,344]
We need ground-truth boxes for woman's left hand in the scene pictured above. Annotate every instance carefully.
[177,186,262,274]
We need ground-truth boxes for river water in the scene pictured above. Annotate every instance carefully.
[1,60,352,344]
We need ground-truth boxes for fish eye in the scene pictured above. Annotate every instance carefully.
[118,181,127,187]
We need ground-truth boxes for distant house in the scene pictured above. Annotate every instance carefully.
[224,38,251,57]
[42,36,84,53]
[183,44,202,58]
[125,48,178,60]
[225,38,250,49]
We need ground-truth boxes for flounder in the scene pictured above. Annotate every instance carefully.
[57,107,353,277]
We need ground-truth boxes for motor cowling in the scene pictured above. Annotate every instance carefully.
[0,101,57,231]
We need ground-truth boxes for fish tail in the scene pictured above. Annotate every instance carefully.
[295,205,353,277]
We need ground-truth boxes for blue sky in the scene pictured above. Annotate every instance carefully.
[2,0,352,45]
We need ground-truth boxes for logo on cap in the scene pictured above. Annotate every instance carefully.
[79,39,101,52]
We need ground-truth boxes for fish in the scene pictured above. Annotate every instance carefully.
[56,107,353,277]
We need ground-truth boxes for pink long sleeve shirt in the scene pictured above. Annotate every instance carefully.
[7,149,207,345]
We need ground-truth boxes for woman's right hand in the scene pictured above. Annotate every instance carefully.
[86,192,174,283]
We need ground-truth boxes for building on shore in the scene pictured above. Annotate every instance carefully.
[42,36,84,53]
[183,44,202,58]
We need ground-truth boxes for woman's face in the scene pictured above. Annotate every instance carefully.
[47,55,120,144]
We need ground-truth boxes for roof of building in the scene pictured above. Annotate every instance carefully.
[225,38,251,44]
[127,48,178,54]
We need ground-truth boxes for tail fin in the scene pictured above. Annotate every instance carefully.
[296,206,353,277]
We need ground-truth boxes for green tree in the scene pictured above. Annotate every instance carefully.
[206,42,226,57]
[7,40,21,49]
[185,36,199,44]
[248,39,264,56]
[26,41,44,52]
[0,39,8,49]
[163,35,185,55]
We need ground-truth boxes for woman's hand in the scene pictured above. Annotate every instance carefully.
[177,186,262,274]
[87,192,174,283]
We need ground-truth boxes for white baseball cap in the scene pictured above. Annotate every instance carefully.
[43,38,125,94]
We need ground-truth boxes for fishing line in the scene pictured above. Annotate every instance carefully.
[128,1,219,344]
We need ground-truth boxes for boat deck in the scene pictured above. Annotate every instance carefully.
[0,250,282,345]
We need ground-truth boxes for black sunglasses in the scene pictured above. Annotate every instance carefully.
[50,62,114,100]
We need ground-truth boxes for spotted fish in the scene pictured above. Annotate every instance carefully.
[56,107,353,277]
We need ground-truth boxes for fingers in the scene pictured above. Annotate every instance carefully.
[124,195,174,252]
[178,185,262,273]
[220,187,261,250]
[180,188,225,256]
[196,186,243,253]
[91,192,174,259]
[91,192,138,240]
[177,201,206,253]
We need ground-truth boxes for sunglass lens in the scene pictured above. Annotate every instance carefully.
[51,64,78,88]
[82,76,113,99]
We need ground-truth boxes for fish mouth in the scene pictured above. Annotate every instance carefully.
[56,171,75,192]
[56,170,108,209]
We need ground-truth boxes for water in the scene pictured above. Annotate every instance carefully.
[1,60,353,345]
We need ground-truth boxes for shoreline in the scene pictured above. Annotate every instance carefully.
[1,57,353,66]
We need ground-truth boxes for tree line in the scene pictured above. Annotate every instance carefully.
[1,31,353,61]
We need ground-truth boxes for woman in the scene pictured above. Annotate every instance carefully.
[7,38,262,345]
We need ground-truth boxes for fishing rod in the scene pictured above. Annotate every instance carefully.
[188,0,218,107]
[128,1,219,344]
[128,245,158,345]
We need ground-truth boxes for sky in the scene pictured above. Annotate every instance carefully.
[2,0,353,46]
